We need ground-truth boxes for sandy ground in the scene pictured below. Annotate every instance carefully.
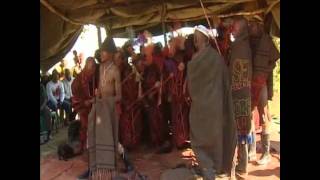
[41,94,280,180]
[40,120,279,180]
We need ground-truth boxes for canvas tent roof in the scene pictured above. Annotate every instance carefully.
[40,0,280,72]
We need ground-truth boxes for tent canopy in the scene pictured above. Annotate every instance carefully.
[40,0,280,72]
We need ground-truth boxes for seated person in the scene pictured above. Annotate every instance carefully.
[46,70,72,123]
[62,69,75,121]
[40,75,52,141]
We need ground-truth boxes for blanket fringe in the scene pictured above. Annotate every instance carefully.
[89,168,116,180]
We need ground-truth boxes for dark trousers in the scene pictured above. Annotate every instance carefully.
[47,99,72,115]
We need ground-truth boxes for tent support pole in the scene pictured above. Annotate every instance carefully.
[161,2,167,47]
[162,21,167,47]
[97,26,102,48]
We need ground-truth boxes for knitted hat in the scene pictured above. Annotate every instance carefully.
[100,36,117,53]
[194,25,211,38]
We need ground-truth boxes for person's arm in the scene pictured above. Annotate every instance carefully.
[46,82,57,105]
[62,81,68,98]
[114,67,122,102]
[59,82,65,103]
[70,78,74,97]
[40,85,48,110]
[114,67,122,115]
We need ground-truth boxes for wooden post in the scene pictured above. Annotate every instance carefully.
[161,3,167,46]
[162,21,167,47]
[97,26,102,47]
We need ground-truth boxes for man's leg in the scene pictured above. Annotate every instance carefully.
[47,100,58,111]
[79,111,89,152]
[61,100,72,125]
[43,106,53,140]
[192,145,216,180]
[230,145,237,180]
[65,98,76,121]
[236,143,248,174]
[257,85,272,165]
[248,120,257,161]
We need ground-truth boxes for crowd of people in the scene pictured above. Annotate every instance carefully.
[40,15,279,180]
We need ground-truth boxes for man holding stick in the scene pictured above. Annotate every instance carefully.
[187,25,236,179]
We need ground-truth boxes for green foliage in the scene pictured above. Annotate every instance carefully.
[272,36,280,93]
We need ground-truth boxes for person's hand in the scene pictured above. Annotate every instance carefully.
[95,88,101,98]
[154,81,161,88]
[84,99,94,107]
[178,62,185,71]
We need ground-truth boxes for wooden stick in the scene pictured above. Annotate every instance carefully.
[127,75,172,110]
[218,9,266,18]
[199,0,222,55]
[121,71,135,85]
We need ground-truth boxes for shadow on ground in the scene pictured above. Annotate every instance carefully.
[250,167,280,178]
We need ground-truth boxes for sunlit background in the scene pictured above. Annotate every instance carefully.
[48,25,197,73]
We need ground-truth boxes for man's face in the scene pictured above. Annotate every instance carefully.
[248,22,262,37]
[85,59,96,76]
[65,70,71,80]
[52,72,59,83]
[100,50,113,63]
[79,53,84,64]
[127,46,134,55]
[231,21,241,38]
[60,61,65,68]
[114,52,123,67]
[194,31,207,50]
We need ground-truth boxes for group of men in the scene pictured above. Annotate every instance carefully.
[70,32,195,179]
[40,67,75,142]
[40,15,279,180]
[189,16,279,180]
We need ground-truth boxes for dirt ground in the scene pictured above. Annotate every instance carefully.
[41,95,280,180]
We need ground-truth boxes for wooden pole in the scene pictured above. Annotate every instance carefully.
[161,3,167,46]
[199,0,221,55]
[97,26,102,47]
[162,21,167,47]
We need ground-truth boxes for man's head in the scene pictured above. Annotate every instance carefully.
[153,42,163,56]
[64,69,72,81]
[84,57,96,77]
[231,16,249,39]
[114,51,124,68]
[135,58,145,73]
[100,37,117,63]
[248,20,264,38]
[60,59,66,68]
[75,52,83,65]
[194,25,210,51]
[73,50,78,56]
[51,70,59,83]
[122,40,134,56]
